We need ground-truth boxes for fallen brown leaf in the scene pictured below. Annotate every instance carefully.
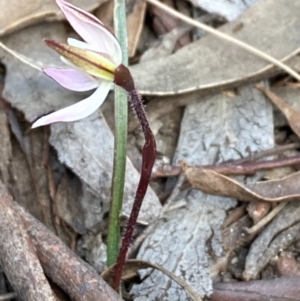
[182,162,300,203]
[257,84,300,139]
[131,0,300,95]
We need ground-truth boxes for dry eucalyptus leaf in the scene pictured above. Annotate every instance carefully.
[257,84,300,139]
[130,0,300,95]
[126,0,146,57]
[183,165,300,203]
[272,86,300,112]
[129,61,300,132]
[132,85,273,300]
[102,260,202,301]
[0,0,105,36]
[187,0,258,21]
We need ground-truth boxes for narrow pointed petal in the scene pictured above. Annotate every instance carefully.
[43,67,98,91]
[56,0,122,65]
[32,81,111,128]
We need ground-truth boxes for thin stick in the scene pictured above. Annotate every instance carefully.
[0,42,42,71]
[153,145,300,178]
[229,143,300,165]
[146,0,300,82]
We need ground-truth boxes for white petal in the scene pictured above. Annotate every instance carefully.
[56,0,122,65]
[32,81,111,128]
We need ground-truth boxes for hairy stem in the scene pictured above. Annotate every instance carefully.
[113,67,156,290]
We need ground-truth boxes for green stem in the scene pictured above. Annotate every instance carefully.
[107,0,128,266]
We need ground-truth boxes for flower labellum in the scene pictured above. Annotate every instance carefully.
[32,0,125,128]
[44,39,117,82]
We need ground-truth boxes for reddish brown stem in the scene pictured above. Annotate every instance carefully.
[113,65,156,291]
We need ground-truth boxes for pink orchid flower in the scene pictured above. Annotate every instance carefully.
[32,0,123,128]
[32,2,157,290]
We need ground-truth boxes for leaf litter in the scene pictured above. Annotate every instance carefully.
[0,0,105,36]
[1,0,300,300]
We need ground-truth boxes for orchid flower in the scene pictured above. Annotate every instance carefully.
[32,0,157,291]
[32,0,132,128]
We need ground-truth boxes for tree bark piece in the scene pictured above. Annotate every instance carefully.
[0,181,57,301]
[16,204,123,301]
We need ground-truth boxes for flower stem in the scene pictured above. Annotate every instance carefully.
[112,74,157,290]
[107,0,129,266]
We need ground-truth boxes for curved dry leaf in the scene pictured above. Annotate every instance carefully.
[126,0,146,57]
[182,162,300,202]
[257,84,300,139]
[0,0,106,36]
[130,0,300,95]
[101,259,202,301]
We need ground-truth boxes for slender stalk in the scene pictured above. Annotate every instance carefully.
[107,0,129,266]
[146,0,300,82]
[112,66,157,291]
[112,87,156,291]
